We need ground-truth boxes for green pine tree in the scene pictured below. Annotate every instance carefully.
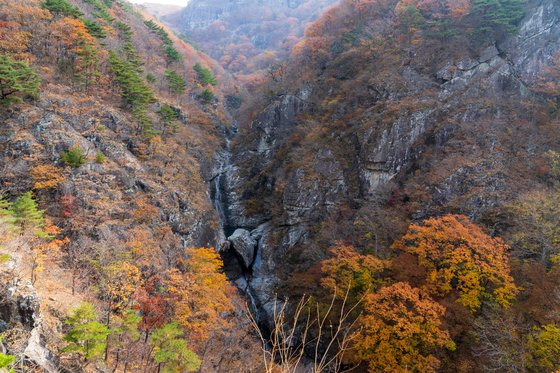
[83,19,107,39]
[157,103,179,133]
[164,70,186,95]
[61,146,86,168]
[165,45,181,64]
[0,195,11,216]
[9,192,44,229]
[109,51,154,108]
[121,42,144,73]
[63,302,110,362]
[150,322,201,373]
[193,63,217,86]
[0,54,40,106]
[199,89,215,104]
[41,0,83,18]
[471,0,527,39]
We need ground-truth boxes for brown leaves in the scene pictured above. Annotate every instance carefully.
[30,164,65,190]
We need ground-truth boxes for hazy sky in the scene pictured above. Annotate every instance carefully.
[129,0,189,6]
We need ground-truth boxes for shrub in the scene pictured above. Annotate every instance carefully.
[95,151,106,163]
[61,146,86,168]
[31,164,64,189]
[0,253,10,264]
[0,353,16,371]
[146,73,156,84]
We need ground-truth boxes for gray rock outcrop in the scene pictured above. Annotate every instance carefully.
[228,228,257,268]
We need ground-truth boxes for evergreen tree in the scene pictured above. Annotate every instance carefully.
[41,0,83,18]
[165,45,181,64]
[108,51,156,137]
[199,89,215,104]
[109,51,154,109]
[0,54,40,106]
[157,103,179,133]
[121,42,143,73]
[9,192,44,229]
[0,195,11,217]
[471,0,527,39]
[164,70,186,95]
[150,322,201,373]
[108,309,141,369]
[193,63,217,86]
[63,302,110,362]
[61,146,86,168]
[83,19,107,39]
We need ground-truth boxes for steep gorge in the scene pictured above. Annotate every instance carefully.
[209,0,560,345]
[2,0,560,371]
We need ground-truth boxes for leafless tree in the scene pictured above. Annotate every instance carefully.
[248,287,362,373]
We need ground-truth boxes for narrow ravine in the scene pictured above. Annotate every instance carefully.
[210,123,271,333]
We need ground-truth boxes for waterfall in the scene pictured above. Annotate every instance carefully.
[210,123,236,240]
[212,152,228,229]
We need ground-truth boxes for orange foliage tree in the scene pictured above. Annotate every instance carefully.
[101,261,142,317]
[166,248,233,346]
[31,220,68,284]
[392,214,519,311]
[50,17,101,88]
[0,0,51,60]
[355,282,455,372]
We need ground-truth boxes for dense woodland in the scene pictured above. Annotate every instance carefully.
[0,0,560,372]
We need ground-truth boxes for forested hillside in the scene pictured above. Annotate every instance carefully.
[0,0,259,371]
[1,0,560,372]
[217,0,560,371]
[162,0,339,91]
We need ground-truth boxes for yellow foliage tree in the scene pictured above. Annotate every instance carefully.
[102,261,142,314]
[166,248,233,346]
[321,244,387,303]
[30,164,65,190]
[355,282,455,373]
[392,214,519,311]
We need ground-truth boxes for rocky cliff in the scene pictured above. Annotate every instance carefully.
[214,0,560,330]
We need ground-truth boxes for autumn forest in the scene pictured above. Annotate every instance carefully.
[0,0,560,372]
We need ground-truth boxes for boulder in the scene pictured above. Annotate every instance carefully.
[24,328,58,373]
[479,45,499,63]
[228,229,257,269]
